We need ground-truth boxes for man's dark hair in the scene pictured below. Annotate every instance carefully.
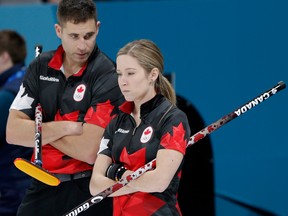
[57,0,97,26]
[0,30,27,64]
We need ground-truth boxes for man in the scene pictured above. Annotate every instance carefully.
[0,29,32,216]
[6,0,124,215]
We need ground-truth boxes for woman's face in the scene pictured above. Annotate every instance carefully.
[116,54,156,104]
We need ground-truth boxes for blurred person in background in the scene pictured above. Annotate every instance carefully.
[0,29,32,216]
[0,0,41,5]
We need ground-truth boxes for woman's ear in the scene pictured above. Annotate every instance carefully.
[150,68,159,82]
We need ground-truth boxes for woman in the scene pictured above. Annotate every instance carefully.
[90,39,190,216]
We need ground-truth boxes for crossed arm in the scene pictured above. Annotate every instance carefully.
[89,149,184,196]
[6,109,104,164]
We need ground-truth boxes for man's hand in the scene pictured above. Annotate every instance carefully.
[61,121,83,136]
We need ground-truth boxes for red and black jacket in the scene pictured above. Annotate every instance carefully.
[99,94,191,216]
[11,45,125,174]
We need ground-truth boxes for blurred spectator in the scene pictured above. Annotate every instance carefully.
[0,0,41,4]
[0,0,59,4]
[0,29,32,216]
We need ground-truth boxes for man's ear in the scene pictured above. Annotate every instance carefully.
[54,24,62,39]
[95,21,101,37]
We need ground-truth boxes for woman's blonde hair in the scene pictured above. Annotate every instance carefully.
[117,39,176,105]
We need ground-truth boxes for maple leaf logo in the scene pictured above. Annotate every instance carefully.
[160,123,187,154]
[85,100,115,127]
[119,147,146,170]
[10,84,34,110]
[98,137,110,154]
[140,126,153,143]
[77,86,84,93]
[144,128,151,135]
[74,84,86,102]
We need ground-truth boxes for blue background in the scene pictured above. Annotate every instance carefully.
[1,0,287,215]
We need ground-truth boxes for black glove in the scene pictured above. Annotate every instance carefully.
[106,163,127,181]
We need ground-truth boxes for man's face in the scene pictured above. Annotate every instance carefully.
[55,19,99,65]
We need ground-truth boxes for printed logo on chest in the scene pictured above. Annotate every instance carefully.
[140,126,153,143]
[73,84,86,102]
